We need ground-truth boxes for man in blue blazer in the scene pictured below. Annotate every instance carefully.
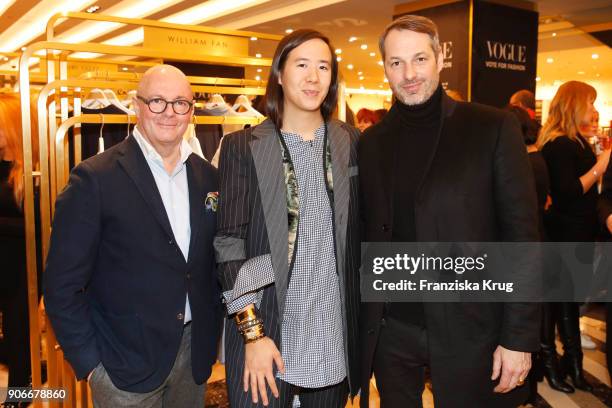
[44,65,221,407]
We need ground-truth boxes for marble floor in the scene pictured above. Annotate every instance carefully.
[1,314,610,408]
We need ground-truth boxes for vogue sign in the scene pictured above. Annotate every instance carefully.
[484,41,527,71]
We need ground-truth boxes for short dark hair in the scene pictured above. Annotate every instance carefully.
[263,29,338,130]
[379,15,441,60]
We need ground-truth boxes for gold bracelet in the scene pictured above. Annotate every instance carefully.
[235,306,257,325]
[243,323,266,344]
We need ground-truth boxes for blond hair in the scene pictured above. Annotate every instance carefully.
[0,94,39,208]
[537,81,596,149]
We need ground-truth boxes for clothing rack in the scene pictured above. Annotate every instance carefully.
[19,13,281,408]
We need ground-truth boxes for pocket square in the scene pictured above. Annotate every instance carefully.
[205,191,219,212]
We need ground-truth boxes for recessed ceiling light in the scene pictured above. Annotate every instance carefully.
[335,48,342,54]
[359,76,364,80]
[349,36,357,42]
[3,56,8,61]
[285,28,293,34]
[256,68,262,73]
[121,67,128,71]
[255,75,261,81]
[250,36,257,41]
[592,53,599,60]
[383,78,388,83]
[369,52,376,57]
[552,32,557,37]
[535,76,541,81]
[357,71,362,75]
[86,5,100,13]
[255,53,262,58]
[378,60,383,66]
[336,56,342,62]
[577,71,585,75]
[546,57,554,63]
[360,44,368,50]
[347,64,354,70]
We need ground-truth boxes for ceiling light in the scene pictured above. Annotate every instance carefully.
[2,56,8,61]
[347,64,354,70]
[552,32,557,37]
[121,66,128,71]
[535,76,541,81]
[0,0,99,52]
[378,60,383,66]
[85,5,100,13]
[592,53,599,60]
[546,57,554,63]
[20,47,26,51]
[285,28,293,34]
[359,76,364,80]
[255,75,261,81]
[250,36,258,41]
[336,56,342,62]
[357,71,362,75]
[255,53,262,58]
[335,48,342,54]
[369,52,376,57]
[360,44,368,50]
[0,1,17,17]
[349,36,357,42]
[256,68,262,72]
[577,71,585,75]
[57,0,184,45]
[65,0,271,51]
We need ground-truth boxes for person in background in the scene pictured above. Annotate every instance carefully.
[510,89,538,121]
[538,81,610,393]
[44,65,221,408]
[356,108,381,132]
[215,29,360,407]
[0,94,39,408]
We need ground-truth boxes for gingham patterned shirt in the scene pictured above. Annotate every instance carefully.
[278,125,346,388]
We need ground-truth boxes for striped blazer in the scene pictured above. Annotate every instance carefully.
[214,118,361,398]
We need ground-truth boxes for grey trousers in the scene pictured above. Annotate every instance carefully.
[89,323,205,408]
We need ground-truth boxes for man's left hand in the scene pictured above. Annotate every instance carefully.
[491,345,531,393]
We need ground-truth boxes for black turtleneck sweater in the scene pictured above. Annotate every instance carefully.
[387,86,442,326]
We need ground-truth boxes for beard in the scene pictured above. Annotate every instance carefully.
[392,76,439,106]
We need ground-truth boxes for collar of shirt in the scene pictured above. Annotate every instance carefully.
[132,126,193,176]
[281,124,325,148]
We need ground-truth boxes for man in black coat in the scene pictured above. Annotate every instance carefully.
[359,15,540,408]
[44,65,221,407]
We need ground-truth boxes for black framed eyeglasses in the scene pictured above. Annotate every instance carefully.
[136,95,194,115]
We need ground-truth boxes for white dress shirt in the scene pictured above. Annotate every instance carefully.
[132,126,193,324]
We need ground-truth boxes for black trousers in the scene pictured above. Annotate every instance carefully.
[372,316,429,408]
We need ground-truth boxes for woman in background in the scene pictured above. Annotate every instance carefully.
[0,94,39,408]
[538,81,609,393]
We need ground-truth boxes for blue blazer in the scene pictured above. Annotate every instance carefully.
[44,135,221,393]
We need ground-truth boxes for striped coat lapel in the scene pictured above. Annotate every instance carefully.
[250,119,291,318]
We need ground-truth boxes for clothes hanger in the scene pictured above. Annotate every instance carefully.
[83,88,110,109]
[232,94,264,117]
[102,89,135,115]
